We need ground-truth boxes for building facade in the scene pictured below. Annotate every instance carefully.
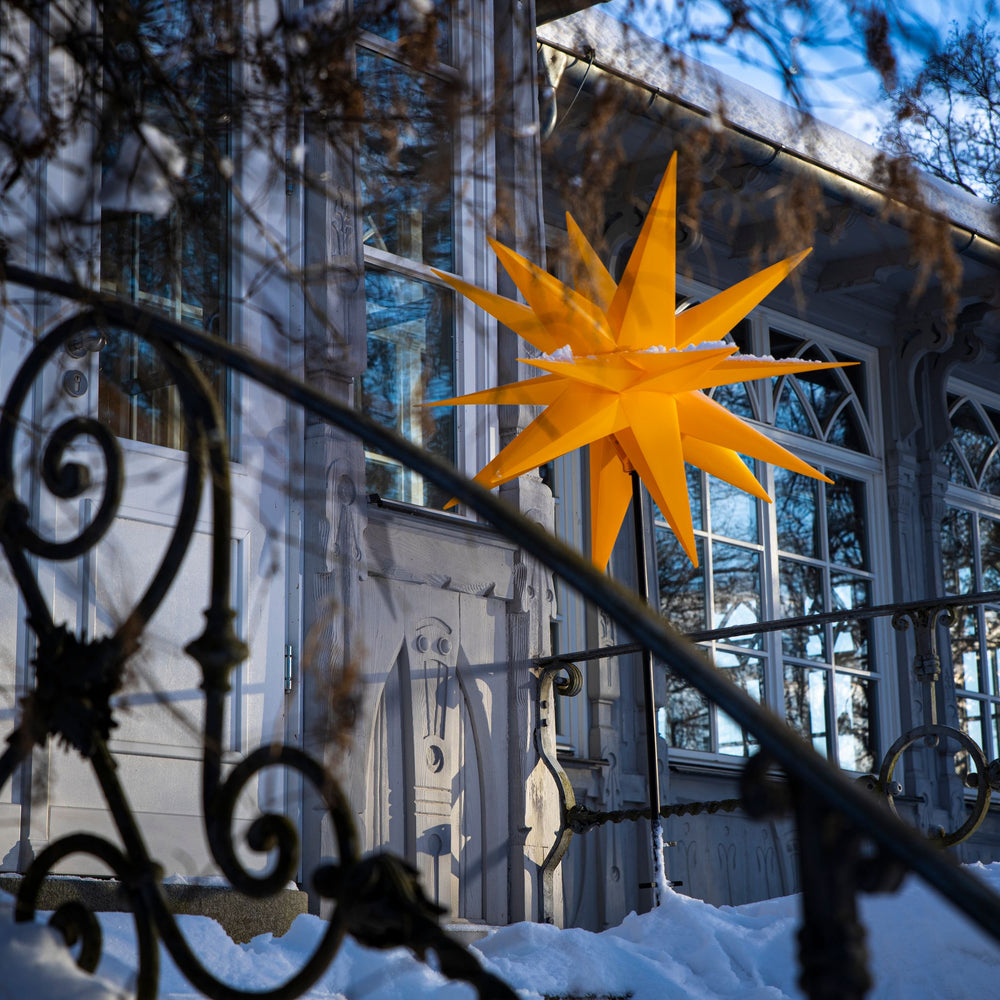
[2,0,1000,941]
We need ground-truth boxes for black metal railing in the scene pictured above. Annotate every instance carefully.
[539,591,1000,852]
[2,262,1000,1000]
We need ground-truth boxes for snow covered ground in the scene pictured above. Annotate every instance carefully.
[4,865,1000,999]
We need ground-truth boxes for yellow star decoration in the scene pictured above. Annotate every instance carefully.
[430,154,851,570]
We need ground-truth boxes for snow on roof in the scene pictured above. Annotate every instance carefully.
[538,8,1000,246]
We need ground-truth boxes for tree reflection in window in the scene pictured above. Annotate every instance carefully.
[99,0,228,449]
[654,321,879,768]
[945,395,1000,493]
[357,31,458,509]
[357,48,454,273]
[941,497,1000,776]
[360,269,455,508]
[771,328,872,454]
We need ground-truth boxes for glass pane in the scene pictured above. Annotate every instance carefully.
[796,366,848,431]
[986,609,1000,695]
[780,559,826,660]
[657,467,703,532]
[981,452,1000,495]
[775,466,819,557]
[951,401,994,484]
[941,507,974,595]
[711,323,754,419]
[357,49,454,271]
[785,664,828,757]
[942,443,973,487]
[662,677,710,752]
[361,268,455,507]
[712,542,762,644]
[656,532,706,634]
[709,462,758,542]
[827,474,869,569]
[358,0,453,62]
[711,382,755,420]
[826,404,866,452]
[956,697,984,782]
[99,48,226,449]
[981,516,1000,592]
[834,674,874,772]
[774,380,816,437]
[833,349,867,415]
[769,328,804,357]
[952,609,982,693]
[831,573,871,670]
[715,651,763,757]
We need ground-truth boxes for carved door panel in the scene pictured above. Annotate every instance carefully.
[362,576,509,921]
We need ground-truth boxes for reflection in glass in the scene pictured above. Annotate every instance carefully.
[951,401,994,485]
[982,453,1000,495]
[656,531,706,634]
[711,322,755,419]
[774,380,816,437]
[775,466,819,557]
[943,442,973,487]
[826,405,866,452]
[715,651,763,756]
[981,517,1000,591]
[712,542,762,644]
[357,48,454,272]
[827,474,868,568]
[831,573,871,670]
[99,13,228,448]
[361,269,455,507]
[797,365,848,432]
[986,609,1000,694]
[712,381,755,420]
[358,0,453,62]
[785,663,828,756]
[663,672,710,752]
[834,673,874,771]
[834,349,868,415]
[656,468,703,532]
[710,464,758,542]
[952,609,982,693]
[956,697,984,781]
[941,508,974,595]
[780,559,825,660]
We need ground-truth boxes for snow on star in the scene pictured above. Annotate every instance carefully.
[431,154,850,569]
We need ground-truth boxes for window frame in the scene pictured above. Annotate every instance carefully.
[941,378,1000,768]
[356,2,498,511]
[660,290,894,771]
[95,2,237,460]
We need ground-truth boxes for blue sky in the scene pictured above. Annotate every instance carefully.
[601,0,998,145]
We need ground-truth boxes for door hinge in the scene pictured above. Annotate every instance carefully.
[284,644,294,694]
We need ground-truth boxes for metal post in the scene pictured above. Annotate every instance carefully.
[630,471,665,904]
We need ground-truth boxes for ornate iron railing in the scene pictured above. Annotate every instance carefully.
[540,590,1000,848]
[1,262,1000,1000]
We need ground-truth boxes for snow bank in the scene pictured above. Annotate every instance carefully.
[3,864,1000,999]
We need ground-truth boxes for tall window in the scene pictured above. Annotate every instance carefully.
[99,1,228,448]
[357,10,462,508]
[656,307,884,772]
[941,390,1000,767]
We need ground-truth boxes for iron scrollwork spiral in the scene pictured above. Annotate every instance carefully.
[0,306,516,1000]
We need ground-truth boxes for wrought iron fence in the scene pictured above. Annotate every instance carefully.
[2,263,1000,1000]
[539,589,1000,848]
